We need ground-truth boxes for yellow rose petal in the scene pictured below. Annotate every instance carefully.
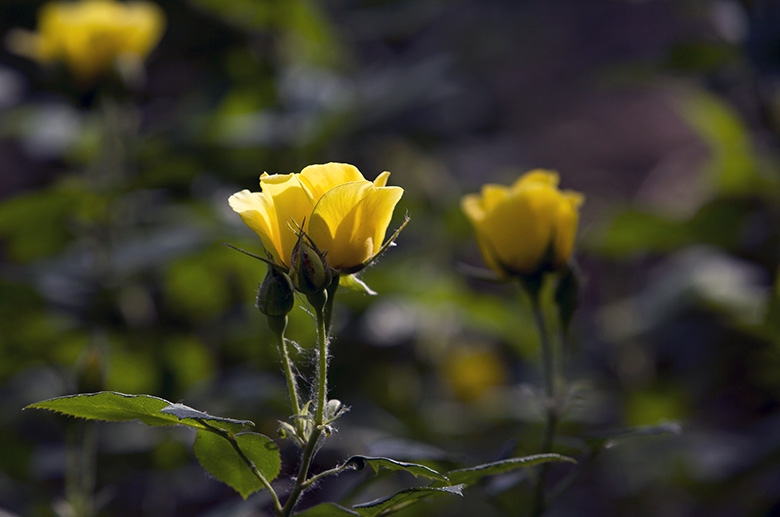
[308,181,403,270]
[299,163,365,199]
[258,173,316,266]
[228,190,282,264]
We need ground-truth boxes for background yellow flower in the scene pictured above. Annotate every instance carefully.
[462,170,584,277]
[7,0,165,83]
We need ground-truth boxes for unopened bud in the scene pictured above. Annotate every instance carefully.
[290,237,331,295]
[256,267,295,317]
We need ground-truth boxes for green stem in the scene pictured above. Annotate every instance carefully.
[281,289,332,516]
[270,316,302,432]
[314,299,329,427]
[282,427,323,516]
[530,286,558,517]
[198,420,283,516]
[323,274,339,335]
[301,461,353,490]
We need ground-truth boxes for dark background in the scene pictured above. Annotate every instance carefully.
[1,0,779,515]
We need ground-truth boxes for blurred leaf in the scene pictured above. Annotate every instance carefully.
[442,454,576,486]
[189,0,274,30]
[680,90,760,195]
[583,421,682,449]
[587,208,686,258]
[346,456,449,483]
[26,392,253,434]
[666,41,740,73]
[163,336,214,389]
[352,484,464,517]
[294,503,359,516]
[193,430,280,499]
[279,0,345,66]
[0,187,77,262]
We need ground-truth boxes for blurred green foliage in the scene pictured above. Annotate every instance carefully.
[1,0,780,515]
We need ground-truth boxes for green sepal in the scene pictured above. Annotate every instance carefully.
[291,230,332,296]
[339,274,377,295]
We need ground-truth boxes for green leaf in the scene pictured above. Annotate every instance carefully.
[27,392,185,427]
[583,421,682,449]
[442,454,577,486]
[352,485,464,517]
[294,503,360,516]
[193,430,281,499]
[160,402,254,435]
[339,274,377,295]
[25,392,253,434]
[346,456,449,483]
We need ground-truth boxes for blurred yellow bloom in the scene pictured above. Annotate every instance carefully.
[7,0,165,83]
[462,170,584,277]
[229,163,404,271]
[442,347,507,402]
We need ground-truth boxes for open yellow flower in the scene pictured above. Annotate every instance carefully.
[7,0,165,84]
[229,163,404,272]
[461,170,584,277]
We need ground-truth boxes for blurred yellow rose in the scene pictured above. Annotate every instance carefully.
[229,163,404,272]
[461,170,584,277]
[442,346,507,402]
[7,0,165,83]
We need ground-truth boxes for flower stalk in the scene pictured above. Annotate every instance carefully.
[527,276,559,517]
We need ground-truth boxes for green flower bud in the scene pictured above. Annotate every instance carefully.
[256,267,295,317]
[290,237,332,296]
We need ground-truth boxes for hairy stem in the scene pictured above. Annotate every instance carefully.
[282,290,331,516]
[270,316,303,435]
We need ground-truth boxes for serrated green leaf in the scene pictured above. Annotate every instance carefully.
[352,484,464,517]
[339,274,377,295]
[442,454,576,486]
[160,403,254,435]
[25,392,254,434]
[583,421,682,449]
[193,430,280,499]
[26,392,185,427]
[294,503,360,516]
[346,456,448,483]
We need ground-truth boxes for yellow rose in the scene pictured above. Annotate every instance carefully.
[7,0,165,83]
[442,346,507,402]
[461,170,584,277]
[229,163,404,272]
